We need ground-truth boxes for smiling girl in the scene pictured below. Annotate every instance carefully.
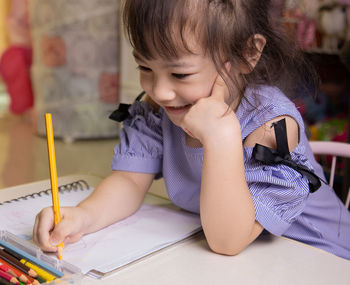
[34,0,350,260]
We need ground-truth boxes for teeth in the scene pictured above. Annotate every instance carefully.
[171,105,188,109]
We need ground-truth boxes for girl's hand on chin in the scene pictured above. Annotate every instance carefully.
[180,75,241,145]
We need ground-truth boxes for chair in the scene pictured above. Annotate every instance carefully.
[309,141,350,209]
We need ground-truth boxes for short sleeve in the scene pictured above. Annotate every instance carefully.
[244,145,313,236]
[112,101,163,175]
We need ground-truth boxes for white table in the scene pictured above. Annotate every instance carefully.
[1,175,349,285]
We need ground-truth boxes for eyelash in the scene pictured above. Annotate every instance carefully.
[137,65,151,72]
[137,65,190,80]
[172,73,188,79]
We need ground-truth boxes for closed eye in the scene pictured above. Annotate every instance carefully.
[137,65,191,79]
[137,65,152,72]
[172,73,190,79]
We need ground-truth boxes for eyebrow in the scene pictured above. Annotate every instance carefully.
[132,51,195,68]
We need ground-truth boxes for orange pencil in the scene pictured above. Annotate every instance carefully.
[45,113,64,260]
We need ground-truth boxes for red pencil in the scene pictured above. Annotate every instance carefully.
[0,263,10,273]
[0,269,19,285]
[0,260,30,284]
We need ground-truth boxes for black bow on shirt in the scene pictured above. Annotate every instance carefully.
[109,91,145,122]
[252,119,325,193]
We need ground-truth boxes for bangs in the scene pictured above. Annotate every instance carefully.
[123,0,206,59]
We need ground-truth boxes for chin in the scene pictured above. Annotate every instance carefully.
[167,114,182,127]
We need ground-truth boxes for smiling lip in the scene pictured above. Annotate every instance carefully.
[165,105,191,115]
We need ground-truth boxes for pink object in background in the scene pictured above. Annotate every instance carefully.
[0,0,33,115]
[297,17,316,50]
[0,46,33,114]
[309,140,350,208]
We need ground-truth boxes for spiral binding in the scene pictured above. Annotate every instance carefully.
[0,180,90,205]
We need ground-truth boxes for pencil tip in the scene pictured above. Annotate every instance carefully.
[28,269,38,278]
[57,247,63,260]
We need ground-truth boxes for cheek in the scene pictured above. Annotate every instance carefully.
[186,78,215,100]
[190,68,218,100]
[139,74,152,92]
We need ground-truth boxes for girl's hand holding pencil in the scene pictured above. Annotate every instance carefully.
[33,206,89,252]
[35,113,92,252]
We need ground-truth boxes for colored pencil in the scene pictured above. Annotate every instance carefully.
[45,113,64,260]
[0,269,19,285]
[23,275,39,285]
[0,260,29,284]
[0,250,36,279]
[34,276,45,284]
[26,275,39,285]
[20,260,55,283]
[0,263,12,276]
[0,242,63,278]
[0,266,17,285]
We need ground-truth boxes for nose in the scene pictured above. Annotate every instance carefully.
[151,76,176,102]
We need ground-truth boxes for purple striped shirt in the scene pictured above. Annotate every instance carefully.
[112,85,350,260]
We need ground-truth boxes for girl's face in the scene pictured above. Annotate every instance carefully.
[133,48,219,127]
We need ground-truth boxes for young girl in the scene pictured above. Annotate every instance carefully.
[33,0,350,260]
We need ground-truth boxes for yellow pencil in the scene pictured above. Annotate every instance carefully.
[20,259,56,282]
[45,113,63,260]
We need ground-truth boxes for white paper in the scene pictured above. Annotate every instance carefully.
[0,188,201,275]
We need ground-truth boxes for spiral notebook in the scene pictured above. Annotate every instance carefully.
[0,179,202,278]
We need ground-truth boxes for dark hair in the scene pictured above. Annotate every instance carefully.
[123,0,318,106]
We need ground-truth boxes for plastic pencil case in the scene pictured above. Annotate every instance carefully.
[0,230,83,284]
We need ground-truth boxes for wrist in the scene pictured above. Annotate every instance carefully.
[201,117,242,147]
[76,204,96,234]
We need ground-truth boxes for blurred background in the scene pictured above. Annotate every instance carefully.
[0,0,349,201]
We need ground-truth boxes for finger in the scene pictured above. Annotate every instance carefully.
[33,208,57,252]
[49,222,69,246]
[33,214,39,244]
[49,213,81,246]
[64,233,83,245]
[210,74,229,101]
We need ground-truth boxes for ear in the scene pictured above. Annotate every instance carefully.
[241,34,266,74]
